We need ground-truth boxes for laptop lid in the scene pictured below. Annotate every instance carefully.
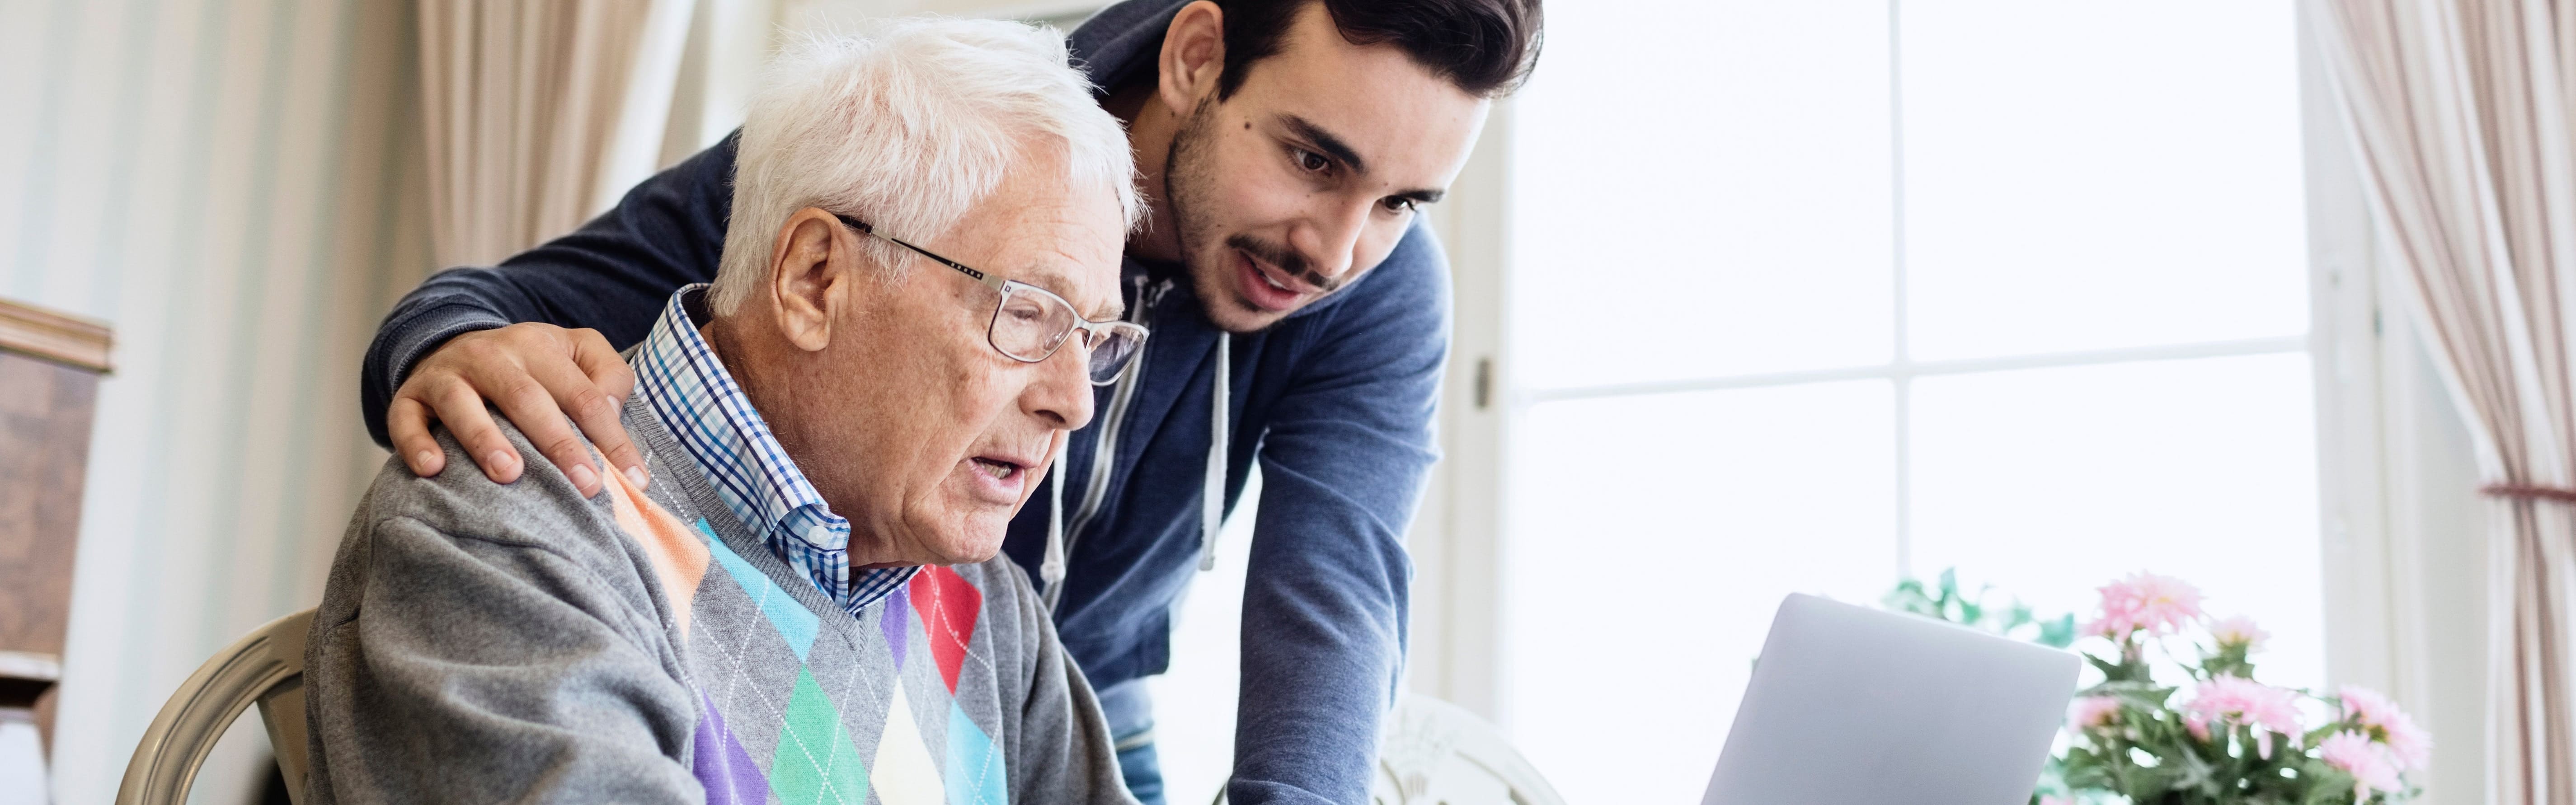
[1700,593,2080,805]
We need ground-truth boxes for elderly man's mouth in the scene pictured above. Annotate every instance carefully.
[962,454,1034,505]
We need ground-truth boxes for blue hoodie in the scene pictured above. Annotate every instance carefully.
[358,3,1445,802]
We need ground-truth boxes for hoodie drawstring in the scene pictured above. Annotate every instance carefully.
[1200,334,1230,571]
[1040,289,1221,613]
[1040,437,1069,611]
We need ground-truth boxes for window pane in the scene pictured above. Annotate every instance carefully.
[1508,0,1894,391]
[1900,1,2308,360]
[1908,354,2325,689]
[1503,382,1898,804]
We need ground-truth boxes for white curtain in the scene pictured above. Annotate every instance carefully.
[2313,1,2576,802]
[418,0,697,267]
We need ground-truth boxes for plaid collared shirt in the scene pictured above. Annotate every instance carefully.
[632,285,915,618]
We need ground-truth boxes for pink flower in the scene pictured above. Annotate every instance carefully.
[2181,676,2303,757]
[2209,615,2269,651]
[2321,730,2405,799]
[2082,572,2205,638]
[2038,797,2074,805]
[2340,685,2433,769]
[2067,696,2121,733]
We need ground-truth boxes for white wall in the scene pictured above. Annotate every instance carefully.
[0,0,432,800]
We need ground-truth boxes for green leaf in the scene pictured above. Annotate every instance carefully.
[1883,579,1937,616]
[2299,763,2357,805]
[2127,763,2187,796]
[2095,680,2175,712]
[2087,653,2128,679]
[2039,614,2078,648]
[2168,739,2223,796]
[2063,758,2115,792]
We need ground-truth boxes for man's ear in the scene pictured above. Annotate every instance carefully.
[1157,1,1227,118]
[764,207,851,353]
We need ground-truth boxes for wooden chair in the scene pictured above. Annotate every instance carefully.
[114,609,315,805]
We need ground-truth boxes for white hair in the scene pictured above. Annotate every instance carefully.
[710,18,1142,315]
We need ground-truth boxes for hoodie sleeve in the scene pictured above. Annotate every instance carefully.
[1228,224,1449,805]
[358,132,742,449]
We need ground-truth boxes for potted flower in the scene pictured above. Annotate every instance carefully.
[1886,571,2430,804]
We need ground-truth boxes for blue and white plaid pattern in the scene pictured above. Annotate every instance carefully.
[633,285,915,617]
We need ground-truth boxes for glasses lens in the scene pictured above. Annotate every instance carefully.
[990,285,1076,360]
[1087,325,1147,384]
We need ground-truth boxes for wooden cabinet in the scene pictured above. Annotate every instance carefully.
[0,297,111,758]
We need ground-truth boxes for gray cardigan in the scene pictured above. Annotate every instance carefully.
[303,394,1135,805]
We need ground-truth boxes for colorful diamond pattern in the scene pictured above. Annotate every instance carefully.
[883,584,912,667]
[675,513,1011,805]
[871,684,948,805]
[700,519,821,660]
[770,667,870,804]
[945,701,1008,805]
[692,690,770,805]
[911,566,982,694]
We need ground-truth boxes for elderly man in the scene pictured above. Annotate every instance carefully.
[304,19,1143,804]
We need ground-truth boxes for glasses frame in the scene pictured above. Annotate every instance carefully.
[832,213,1147,385]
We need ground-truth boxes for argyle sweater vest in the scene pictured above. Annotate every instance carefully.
[606,412,1044,805]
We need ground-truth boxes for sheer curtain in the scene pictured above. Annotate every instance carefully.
[417,0,695,267]
[2313,1,2576,801]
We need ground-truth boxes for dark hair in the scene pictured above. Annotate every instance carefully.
[1212,0,1544,99]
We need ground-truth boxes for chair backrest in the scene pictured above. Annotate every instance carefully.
[1371,694,1565,805]
[1215,693,1565,805]
[116,608,315,805]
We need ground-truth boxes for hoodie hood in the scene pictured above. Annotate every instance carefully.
[1067,0,1194,97]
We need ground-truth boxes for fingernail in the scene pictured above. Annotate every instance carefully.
[566,462,598,492]
[625,465,650,489]
[487,451,516,477]
[412,451,439,473]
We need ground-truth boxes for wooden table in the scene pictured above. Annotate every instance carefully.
[0,297,111,763]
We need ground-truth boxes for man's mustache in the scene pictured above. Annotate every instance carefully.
[1227,233,1341,293]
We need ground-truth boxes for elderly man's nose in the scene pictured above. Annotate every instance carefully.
[1027,345,1096,431]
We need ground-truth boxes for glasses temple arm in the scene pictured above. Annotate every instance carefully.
[833,213,1005,291]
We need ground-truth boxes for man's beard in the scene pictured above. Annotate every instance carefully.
[1163,102,1341,333]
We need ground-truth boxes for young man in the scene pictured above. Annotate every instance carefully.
[310,21,1141,802]
[357,1,1542,802]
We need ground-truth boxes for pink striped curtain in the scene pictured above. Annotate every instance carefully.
[416,0,693,268]
[2313,1,2576,802]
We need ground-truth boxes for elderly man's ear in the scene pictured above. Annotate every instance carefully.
[763,207,857,353]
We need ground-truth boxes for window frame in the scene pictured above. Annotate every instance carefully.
[1410,10,2487,803]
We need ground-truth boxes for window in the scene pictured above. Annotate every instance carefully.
[1495,2,2319,802]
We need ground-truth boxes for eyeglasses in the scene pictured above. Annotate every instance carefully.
[833,213,1148,385]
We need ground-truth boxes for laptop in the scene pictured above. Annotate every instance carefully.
[1699,594,2081,805]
